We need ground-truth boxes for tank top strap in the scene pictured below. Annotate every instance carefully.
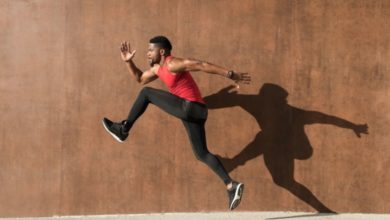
[157,55,173,75]
[164,55,173,64]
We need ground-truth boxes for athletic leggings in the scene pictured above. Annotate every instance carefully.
[123,87,232,185]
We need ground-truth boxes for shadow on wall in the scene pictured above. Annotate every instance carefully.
[204,83,369,213]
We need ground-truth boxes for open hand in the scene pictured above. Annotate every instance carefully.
[120,41,136,62]
[231,72,251,88]
[353,123,369,138]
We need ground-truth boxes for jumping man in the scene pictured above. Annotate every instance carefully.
[102,36,251,210]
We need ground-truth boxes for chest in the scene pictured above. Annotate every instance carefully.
[158,68,185,88]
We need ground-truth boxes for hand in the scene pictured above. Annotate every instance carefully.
[352,123,369,138]
[120,41,136,62]
[231,72,251,88]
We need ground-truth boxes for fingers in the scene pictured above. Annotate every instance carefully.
[235,73,251,85]
[120,41,131,52]
[120,42,127,53]
[240,73,251,84]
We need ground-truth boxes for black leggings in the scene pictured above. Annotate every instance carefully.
[123,87,232,185]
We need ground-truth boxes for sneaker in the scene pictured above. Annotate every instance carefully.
[227,181,244,210]
[102,117,129,143]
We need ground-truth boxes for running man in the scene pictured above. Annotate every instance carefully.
[102,36,251,210]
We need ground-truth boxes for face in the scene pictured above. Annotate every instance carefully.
[147,43,163,67]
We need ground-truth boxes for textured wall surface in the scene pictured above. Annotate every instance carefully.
[0,0,389,217]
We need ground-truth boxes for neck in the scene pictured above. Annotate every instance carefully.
[160,55,171,65]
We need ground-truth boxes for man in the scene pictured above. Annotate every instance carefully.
[102,36,251,210]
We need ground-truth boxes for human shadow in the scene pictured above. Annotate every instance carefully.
[204,83,368,213]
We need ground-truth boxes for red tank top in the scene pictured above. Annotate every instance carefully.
[157,56,205,104]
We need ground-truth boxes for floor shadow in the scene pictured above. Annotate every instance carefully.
[266,212,338,219]
[204,83,368,213]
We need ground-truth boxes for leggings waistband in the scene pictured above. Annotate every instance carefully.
[184,99,207,108]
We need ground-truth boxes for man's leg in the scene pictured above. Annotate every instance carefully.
[123,87,188,132]
[103,87,187,142]
[181,119,244,210]
[181,119,232,184]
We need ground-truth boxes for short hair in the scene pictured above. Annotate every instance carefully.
[149,36,172,51]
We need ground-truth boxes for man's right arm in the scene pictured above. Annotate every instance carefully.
[121,41,158,85]
[125,60,158,85]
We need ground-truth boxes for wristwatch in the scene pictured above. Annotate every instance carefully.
[227,70,234,79]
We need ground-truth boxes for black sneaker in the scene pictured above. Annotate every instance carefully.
[102,117,129,143]
[227,181,244,210]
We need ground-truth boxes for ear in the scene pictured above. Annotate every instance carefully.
[159,49,166,56]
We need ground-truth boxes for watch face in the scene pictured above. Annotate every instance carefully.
[228,71,234,79]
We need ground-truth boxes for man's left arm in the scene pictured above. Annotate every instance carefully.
[167,57,251,85]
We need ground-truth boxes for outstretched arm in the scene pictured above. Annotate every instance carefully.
[167,57,251,86]
[120,41,158,85]
[304,110,369,138]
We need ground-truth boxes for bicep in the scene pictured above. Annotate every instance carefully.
[140,69,158,84]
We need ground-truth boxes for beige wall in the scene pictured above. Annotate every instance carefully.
[1,0,389,217]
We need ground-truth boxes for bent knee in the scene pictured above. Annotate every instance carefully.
[140,86,153,94]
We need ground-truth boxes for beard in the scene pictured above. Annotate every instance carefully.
[149,60,157,67]
[148,55,161,67]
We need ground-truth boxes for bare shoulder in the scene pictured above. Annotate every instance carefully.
[169,57,201,69]
[166,56,186,73]
[167,56,184,65]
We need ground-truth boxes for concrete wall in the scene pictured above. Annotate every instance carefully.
[0,0,389,217]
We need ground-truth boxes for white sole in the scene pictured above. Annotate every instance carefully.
[102,119,124,143]
[230,183,244,210]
